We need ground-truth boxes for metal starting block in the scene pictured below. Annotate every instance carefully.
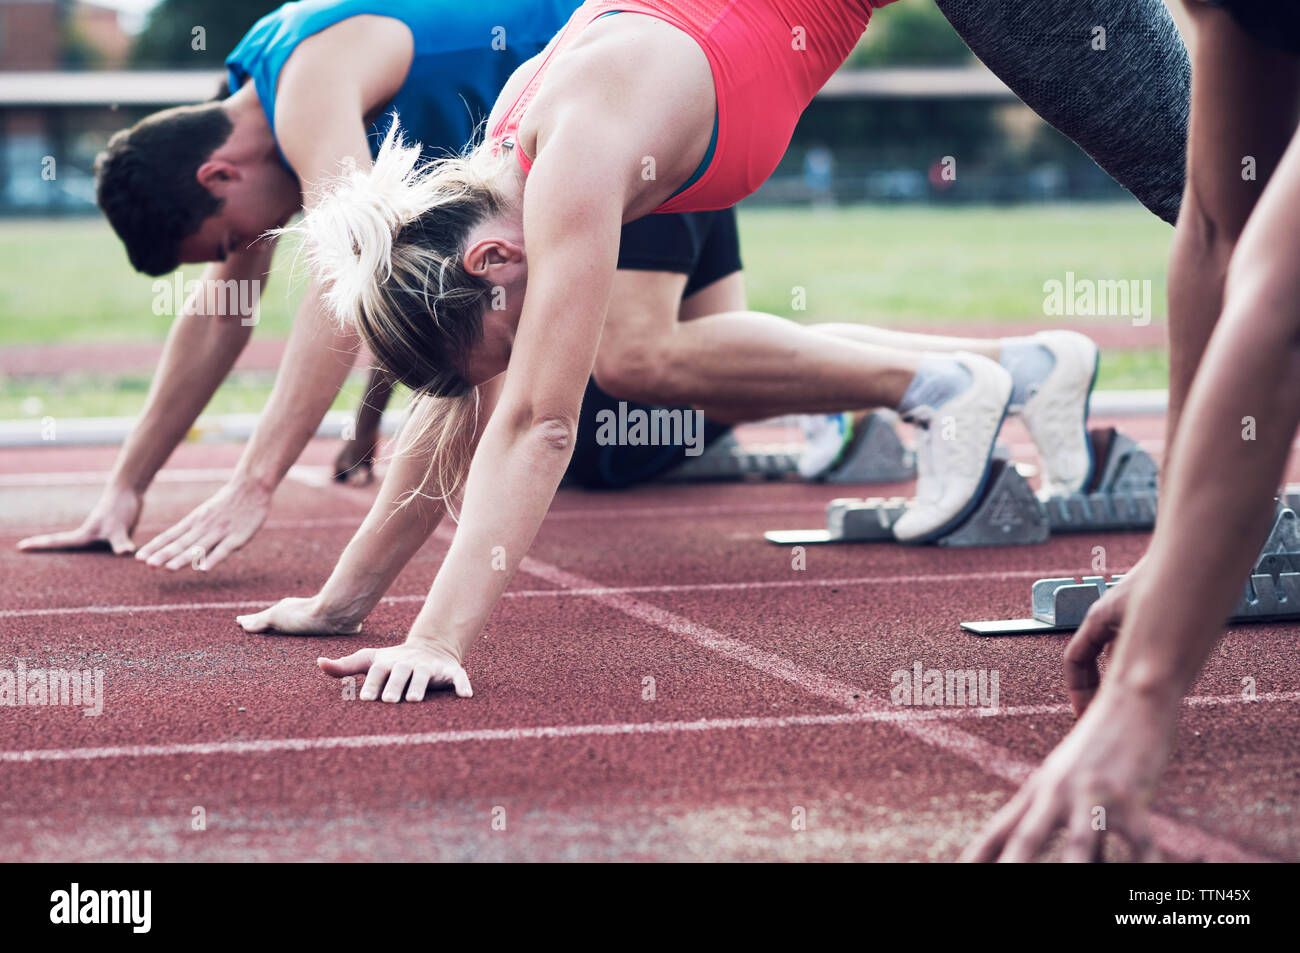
[662,411,915,484]
[823,411,916,484]
[962,505,1300,635]
[764,427,1160,548]
[1045,429,1158,533]
[766,456,1046,547]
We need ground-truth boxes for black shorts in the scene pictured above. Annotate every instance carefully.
[564,208,741,489]
[615,207,743,296]
[1207,0,1300,53]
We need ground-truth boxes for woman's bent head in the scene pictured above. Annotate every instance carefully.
[289,120,523,509]
[296,120,516,399]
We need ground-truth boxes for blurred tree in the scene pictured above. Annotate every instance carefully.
[849,1,974,67]
[131,1,274,68]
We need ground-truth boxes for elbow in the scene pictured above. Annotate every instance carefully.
[498,396,581,453]
[529,414,579,454]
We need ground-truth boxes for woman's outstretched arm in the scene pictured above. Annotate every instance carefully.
[237,375,505,637]
[318,121,628,702]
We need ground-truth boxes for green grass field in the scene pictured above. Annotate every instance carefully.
[0,202,1172,417]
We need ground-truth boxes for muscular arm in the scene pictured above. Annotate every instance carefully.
[17,248,273,554]
[966,7,1300,862]
[310,113,629,702]
[135,16,414,571]
[412,129,624,660]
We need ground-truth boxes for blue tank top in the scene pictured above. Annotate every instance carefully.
[226,0,578,164]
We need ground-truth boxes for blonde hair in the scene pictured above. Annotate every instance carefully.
[288,117,513,507]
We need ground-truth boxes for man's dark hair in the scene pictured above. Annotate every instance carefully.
[94,102,234,275]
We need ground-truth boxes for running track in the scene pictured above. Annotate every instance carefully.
[2,413,1297,861]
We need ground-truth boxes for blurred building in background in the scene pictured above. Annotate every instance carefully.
[1,0,135,213]
[1,0,130,69]
[0,0,1187,218]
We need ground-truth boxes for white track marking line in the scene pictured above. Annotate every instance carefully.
[0,465,337,490]
[1,694,1294,766]
[515,556,1277,863]
[284,465,336,489]
[0,568,1079,619]
[0,468,236,487]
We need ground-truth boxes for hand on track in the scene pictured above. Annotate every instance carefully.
[237,596,364,637]
[136,480,270,571]
[332,432,379,486]
[17,487,141,555]
[962,691,1173,863]
[1065,561,1143,716]
[319,642,472,702]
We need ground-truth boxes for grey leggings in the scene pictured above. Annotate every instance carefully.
[936,0,1190,225]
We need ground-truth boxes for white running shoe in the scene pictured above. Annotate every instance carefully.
[1015,330,1099,497]
[797,413,853,480]
[892,352,1013,543]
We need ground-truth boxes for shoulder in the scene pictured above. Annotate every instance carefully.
[275,16,414,137]
[486,49,546,135]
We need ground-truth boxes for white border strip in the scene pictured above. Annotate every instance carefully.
[2,694,1293,766]
[0,568,1071,620]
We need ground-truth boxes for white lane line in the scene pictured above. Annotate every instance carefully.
[0,465,337,490]
[284,465,336,489]
[2,694,1294,766]
[0,468,236,487]
[516,556,1278,863]
[0,568,1077,619]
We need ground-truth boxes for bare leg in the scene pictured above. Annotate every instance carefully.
[675,274,1004,412]
[677,275,1002,418]
[811,323,1000,361]
[597,271,928,422]
[604,309,924,422]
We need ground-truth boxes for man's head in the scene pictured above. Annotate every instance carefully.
[95,101,297,274]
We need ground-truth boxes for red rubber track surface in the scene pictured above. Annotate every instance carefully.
[1,414,1297,862]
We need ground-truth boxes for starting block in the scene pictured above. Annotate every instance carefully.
[765,427,1158,547]
[962,505,1300,635]
[661,411,915,484]
[1044,429,1158,533]
[823,411,917,484]
[659,431,800,482]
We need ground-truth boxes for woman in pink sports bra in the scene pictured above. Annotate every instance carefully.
[290,0,1099,702]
